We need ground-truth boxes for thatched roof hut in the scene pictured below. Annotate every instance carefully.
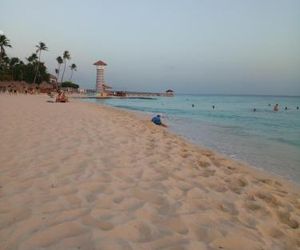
[165,89,174,96]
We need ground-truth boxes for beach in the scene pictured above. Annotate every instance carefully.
[0,94,299,250]
[89,95,300,182]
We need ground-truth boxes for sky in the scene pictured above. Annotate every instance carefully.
[1,0,300,95]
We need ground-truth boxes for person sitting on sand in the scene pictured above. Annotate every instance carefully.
[48,91,54,98]
[151,115,167,127]
[273,104,279,112]
[56,91,68,103]
[60,92,68,102]
[56,91,61,102]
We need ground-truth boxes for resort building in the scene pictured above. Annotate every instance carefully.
[93,60,112,96]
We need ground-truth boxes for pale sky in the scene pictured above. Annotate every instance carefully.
[1,0,300,95]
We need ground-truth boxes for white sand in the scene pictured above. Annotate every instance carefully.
[0,94,299,250]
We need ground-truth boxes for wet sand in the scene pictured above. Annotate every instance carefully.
[0,94,299,250]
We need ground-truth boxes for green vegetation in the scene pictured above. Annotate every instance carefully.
[0,34,78,87]
[0,35,12,65]
[33,42,48,84]
[60,50,71,83]
[69,63,77,81]
[61,81,79,89]
[56,56,63,82]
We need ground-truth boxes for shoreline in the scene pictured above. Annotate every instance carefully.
[82,98,300,186]
[61,98,300,191]
[0,94,299,249]
[54,99,300,190]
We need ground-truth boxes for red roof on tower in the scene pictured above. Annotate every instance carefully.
[93,60,107,66]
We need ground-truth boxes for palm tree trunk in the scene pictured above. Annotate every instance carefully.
[56,64,61,89]
[69,70,74,81]
[0,47,4,65]
[33,51,41,84]
[60,61,67,83]
[57,64,61,79]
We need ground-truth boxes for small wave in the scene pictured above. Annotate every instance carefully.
[269,137,300,147]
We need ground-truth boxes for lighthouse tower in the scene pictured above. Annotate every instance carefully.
[93,60,107,95]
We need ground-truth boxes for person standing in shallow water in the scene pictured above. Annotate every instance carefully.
[273,104,279,112]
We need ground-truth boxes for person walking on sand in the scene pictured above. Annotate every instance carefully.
[273,104,279,112]
[151,115,167,127]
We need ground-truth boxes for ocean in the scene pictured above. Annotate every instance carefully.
[84,95,300,183]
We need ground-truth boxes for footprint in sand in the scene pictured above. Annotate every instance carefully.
[227,177,248,194]
[94,238,132,250]
[277,210,299,229]
[161,217,189,234]
[219,201,239,216]
[268,227,285,238]
[222,165,237,175]
[81,214,114,231]
[254,191,281,206]
[199,169,216,177]
[111,220,161,243]
[113,195,124,204]
[197,159,211,168]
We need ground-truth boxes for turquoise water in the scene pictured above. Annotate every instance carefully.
[85,95,300,182]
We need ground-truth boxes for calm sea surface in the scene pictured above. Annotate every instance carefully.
[84,95,300,183]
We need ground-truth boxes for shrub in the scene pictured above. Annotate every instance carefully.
[61,81,79,89]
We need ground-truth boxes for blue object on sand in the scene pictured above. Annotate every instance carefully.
[152,115,162,125]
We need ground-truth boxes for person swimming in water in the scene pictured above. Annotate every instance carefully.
[273,104,279,112]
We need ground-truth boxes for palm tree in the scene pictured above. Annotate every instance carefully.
[2,55,10,68]
[69,63,77,81]
[60,50,70,83]
[27,53,38,63]
[0,35,12,65]
[33,41,48,84]
[25,53,38,82]
[9,57,20,80]
[15,60,25,81]
[56,56,63,83]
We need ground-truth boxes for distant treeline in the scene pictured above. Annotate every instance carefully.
[0,34,77,86]
[61,81,79,89]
